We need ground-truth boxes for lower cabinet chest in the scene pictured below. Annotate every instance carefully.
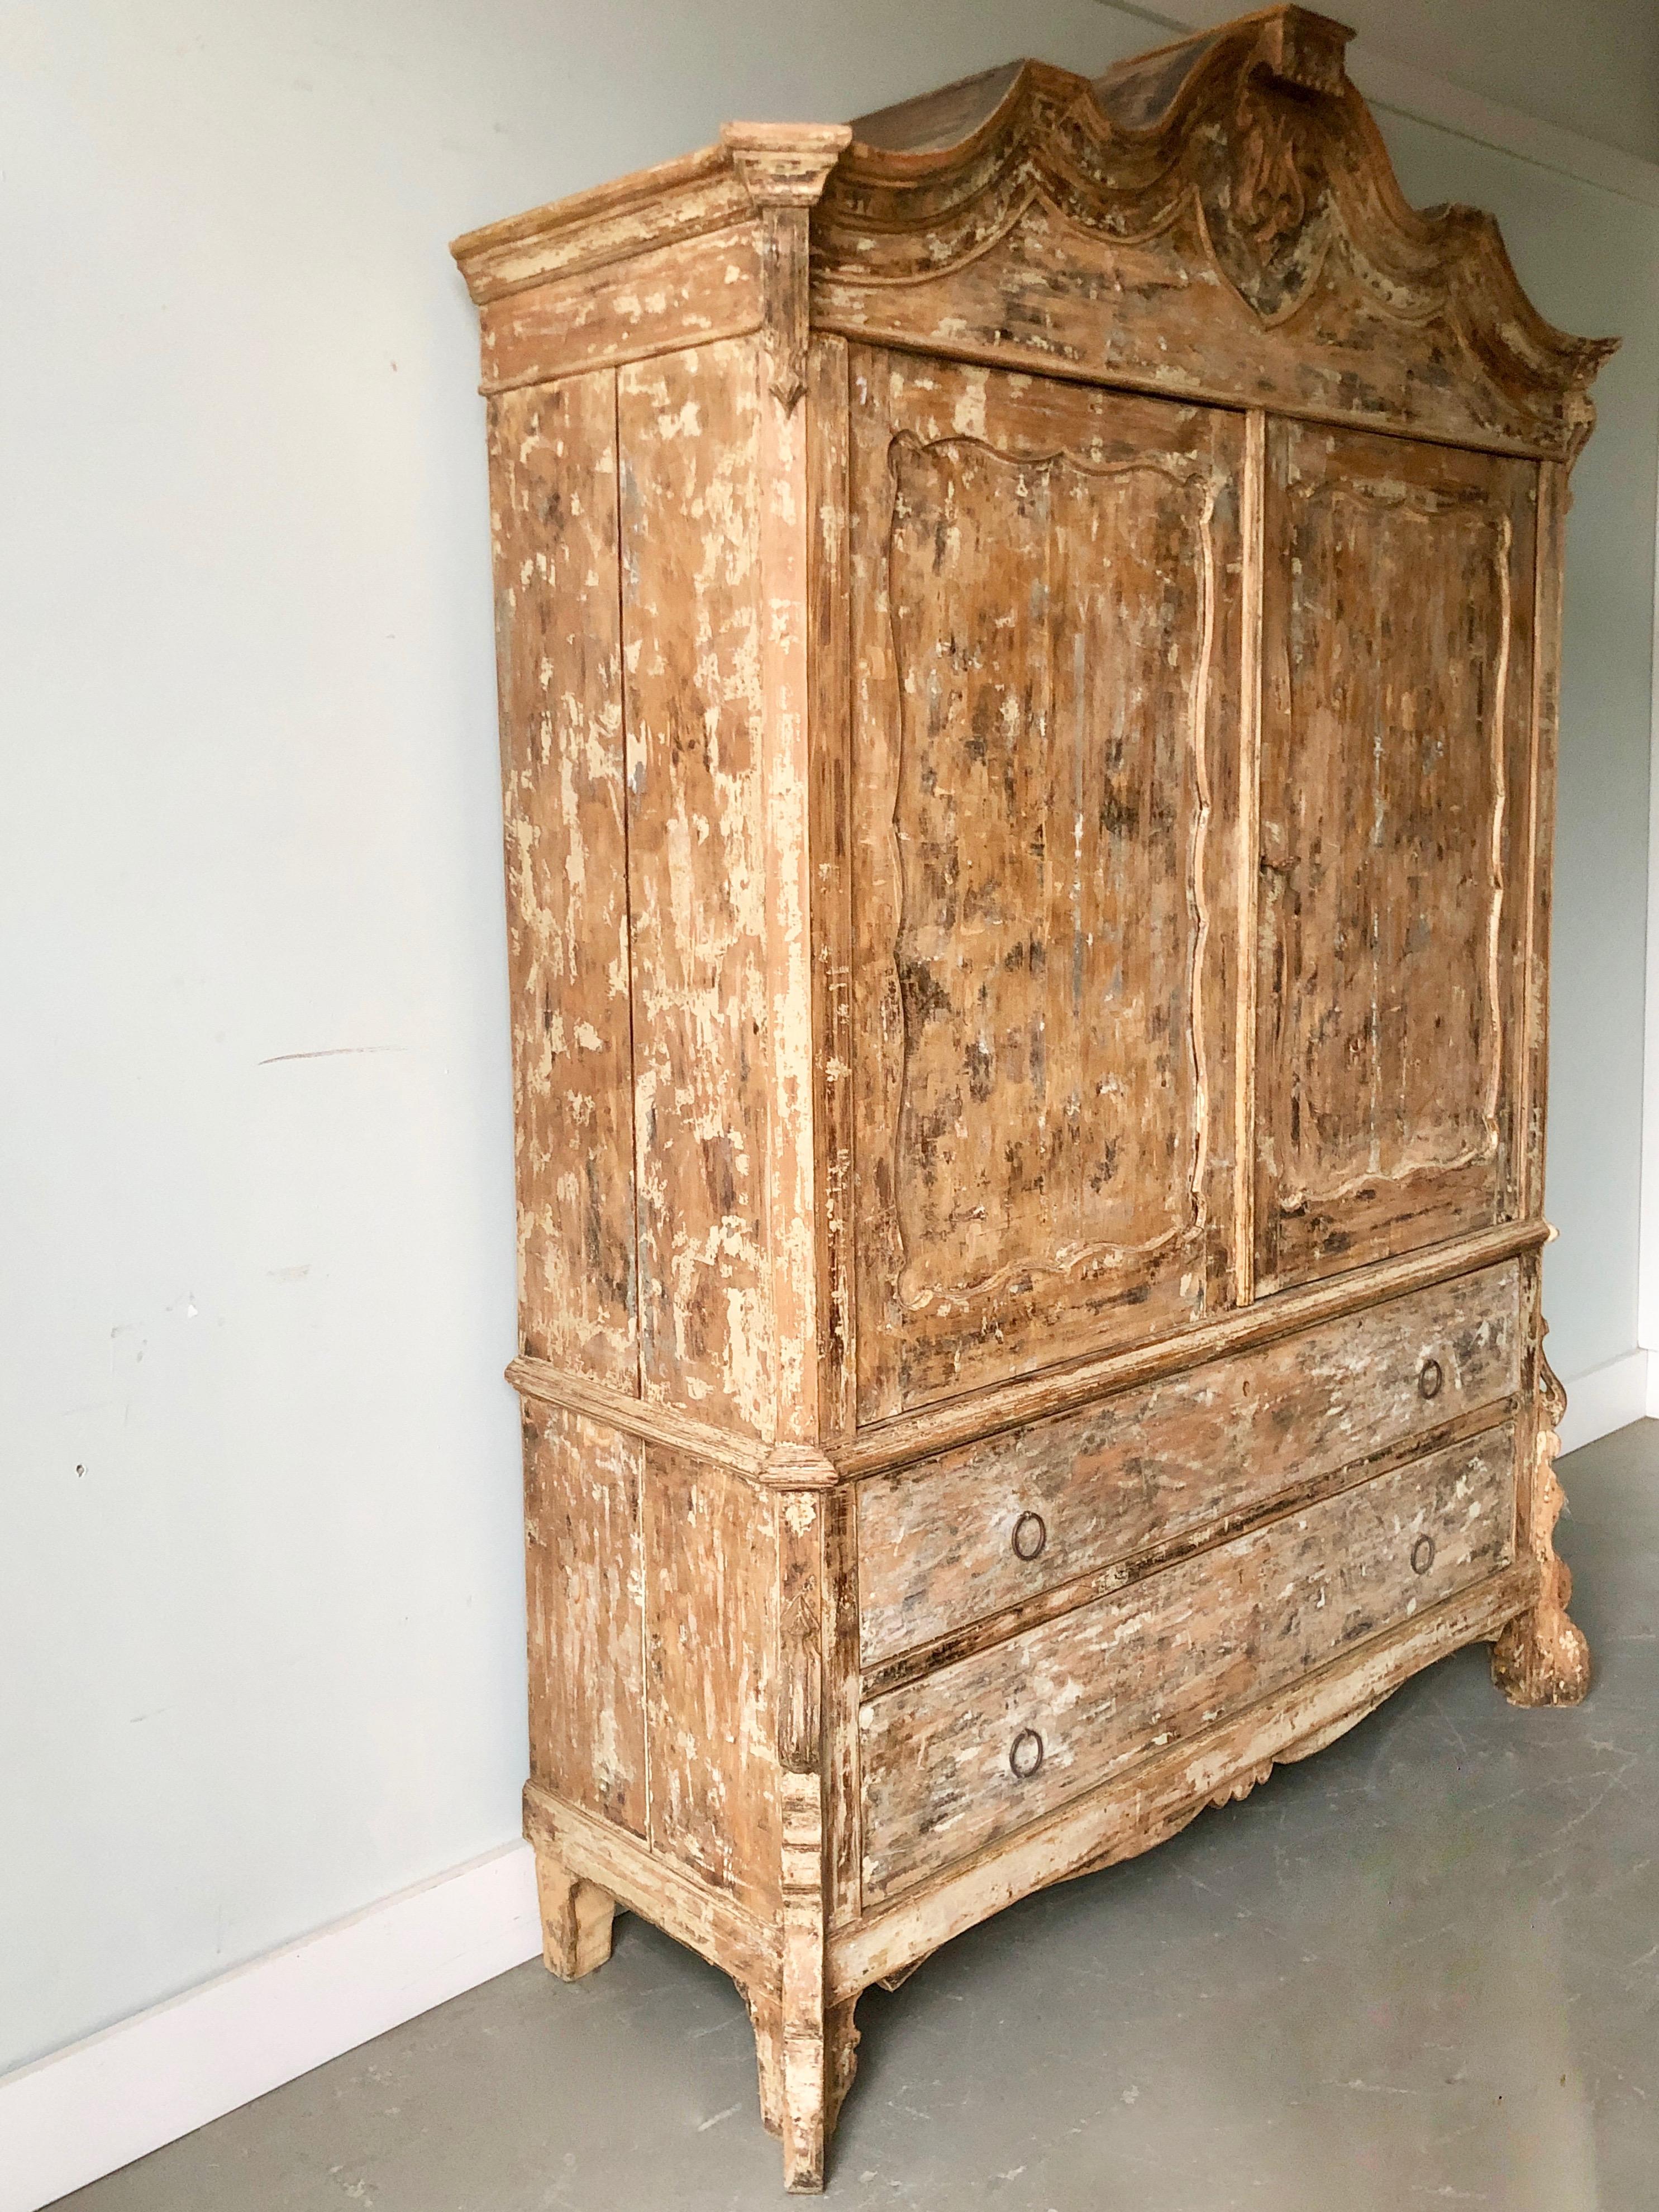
[854,1264,1523,1905]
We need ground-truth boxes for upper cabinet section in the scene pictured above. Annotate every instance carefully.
[452,7,1615,461]
[817,8,1615,461]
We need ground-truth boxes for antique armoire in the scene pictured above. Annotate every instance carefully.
[452,7,1615,2189]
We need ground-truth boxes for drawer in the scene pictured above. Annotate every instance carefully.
[857,1261,1520,1665]
[859,1424,1516,1903]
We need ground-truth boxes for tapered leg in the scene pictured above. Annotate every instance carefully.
[1493,1358,1591,1707]
[748,1990,860,2187]
[746,1991,786,2137]
[532,1840,616,1980]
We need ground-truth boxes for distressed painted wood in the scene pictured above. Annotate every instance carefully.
[814,19,1615,463]
[643,1446,781,1915]
[828,1560,1532,2001]
[618,339,775,1429]
[848,350,1243,1418]
[488,373,636,1386]
[861,1426,1517,1903]
[1253,422,1537,1292]
[859,1261,1521,1667]
[522,1401,646,1832]
[531,1844,616,1981]
[451,9,1612,2189]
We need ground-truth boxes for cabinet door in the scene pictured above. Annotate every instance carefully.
[848,351,1243,1422]
[1253,422,1536,1295]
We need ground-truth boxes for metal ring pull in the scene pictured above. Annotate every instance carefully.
[1418,1357,1444,1401]
[1410,1534,1437,1576]
[1009,1728,1045,1780]
[1012,1510,1047,1562]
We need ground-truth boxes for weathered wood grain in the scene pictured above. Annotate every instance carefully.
[775,1485,829,2189]
[1520,465,1566,1227]
[1254,422,1537,1292]
[1494,1250,1592,1705]
[489,373,637,1386]
[821,1484,864,1933]
[522,1401,646,1833]
[814,32,1614,461]
[862,1398,1519,1701]
[829,1560,1533,2001]
[531,1843,616,1981]
[861,1426,1517,1901]
[838,1215,1547,1480]
[808,333,857,1446]
[619,341,774,1430]
[479,224,764,394]
[849,349,1243,1419]
[524,1780,778,1996]
[859,1261,1521,1664]
[454,145,750,303]
[643,1446,781,1914]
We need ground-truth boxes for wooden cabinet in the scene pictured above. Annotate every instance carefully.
[452,7,1614,2190]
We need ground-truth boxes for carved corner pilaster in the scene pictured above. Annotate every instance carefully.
[771,1477,835,2190]
[721,122,852,411]
[1491,1352,1592,1706]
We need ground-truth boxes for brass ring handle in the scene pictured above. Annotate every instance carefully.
[1410,1534,1437,1576]
[1012,1510,1047,1562]
[1009,1728,1045,1780]
[1418,1357,1444,1401]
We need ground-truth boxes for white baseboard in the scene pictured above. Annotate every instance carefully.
[0,1841,541,2212]
[1558,1350,1651,1455]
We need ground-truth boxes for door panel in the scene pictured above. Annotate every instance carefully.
[1254,422,1536,1294]
[849,351,1243,1422]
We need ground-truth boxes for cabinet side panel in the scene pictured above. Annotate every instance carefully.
[619,342,773,1430]
[524,1400,646,1834]
[643,1447,781,1913]
[489,375,637,1384]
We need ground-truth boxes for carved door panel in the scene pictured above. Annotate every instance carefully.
[1253,421,1536,1295]
[847,350,1243,1423]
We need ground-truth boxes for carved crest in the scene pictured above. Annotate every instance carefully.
[1205,76,1329,316]
[814,4,1616,460]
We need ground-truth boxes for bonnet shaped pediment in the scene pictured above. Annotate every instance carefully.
[814,5,1615,458]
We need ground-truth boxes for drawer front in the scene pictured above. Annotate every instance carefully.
[858,1261,1519,1665]
[860,1425,1516,1903]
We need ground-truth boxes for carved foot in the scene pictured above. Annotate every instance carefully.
[532,1842,616,1980]
[1492,1561,1591,1706]
[1493,1355,1591,1708]
[747,1992,859,2192]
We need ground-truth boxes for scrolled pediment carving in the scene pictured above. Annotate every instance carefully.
[814,5,1616,459]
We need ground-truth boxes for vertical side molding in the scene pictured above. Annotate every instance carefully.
[776,1489,827,2189]
[1519,460,1563,1224]
[1235,408,1266,1305]
[1493,458,1590,1708]
[808,334,857,1444]
[723,124,851,1456]
[724,127,855,2192]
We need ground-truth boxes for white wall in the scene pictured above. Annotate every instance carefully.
[2,0,1655,2084]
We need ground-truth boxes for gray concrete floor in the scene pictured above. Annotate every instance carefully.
[58,1423,1659,2211]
